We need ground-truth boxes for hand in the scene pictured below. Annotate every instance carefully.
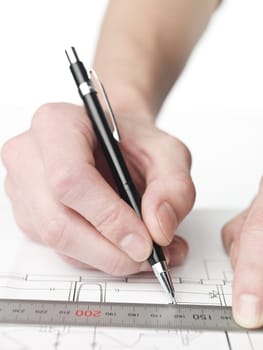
[1,102,195,275]
[222,178,263,328]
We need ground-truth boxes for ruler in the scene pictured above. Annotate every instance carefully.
[0,299,246,331]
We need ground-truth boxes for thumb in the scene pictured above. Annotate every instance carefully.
[141,132,195,246]
[232,183,263,328]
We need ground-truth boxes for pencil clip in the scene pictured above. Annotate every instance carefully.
[88,69,121,142]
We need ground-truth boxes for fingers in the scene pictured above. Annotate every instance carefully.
[229,181,263,328]
[2,130,149,275]
[39,205,148,276]
[2,102,191,277]
[164,235,189,266]
[2,126,188,274]
[137,131,195,246]
[31,103,152,262]
[59,234,188,270]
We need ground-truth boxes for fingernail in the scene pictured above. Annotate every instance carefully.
[234,294,261,328]
[157,202,177,243]
[119,233,151,262]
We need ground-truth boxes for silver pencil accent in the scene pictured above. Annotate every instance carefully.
[152,261,176,303]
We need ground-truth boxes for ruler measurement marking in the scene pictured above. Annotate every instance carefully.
[0,299,253,332]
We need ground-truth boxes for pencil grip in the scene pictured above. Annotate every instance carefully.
[148,243,165,266]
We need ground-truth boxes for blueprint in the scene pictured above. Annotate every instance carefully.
[0,210,262,349]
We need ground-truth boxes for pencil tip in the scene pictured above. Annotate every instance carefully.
[171,296,176,304]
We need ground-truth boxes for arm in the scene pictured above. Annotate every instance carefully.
[94,0,221,118]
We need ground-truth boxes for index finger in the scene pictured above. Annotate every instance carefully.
[31,103,152,262]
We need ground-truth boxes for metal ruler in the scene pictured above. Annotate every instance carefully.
[0,299,245,331]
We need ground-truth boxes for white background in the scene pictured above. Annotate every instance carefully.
[0,0,263,212]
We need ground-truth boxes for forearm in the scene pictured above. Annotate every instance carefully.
[93,0,221,119]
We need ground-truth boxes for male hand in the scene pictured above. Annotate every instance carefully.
[1,102,195,275]
[222,179,263,328]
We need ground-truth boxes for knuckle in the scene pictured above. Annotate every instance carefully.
[1,136,21,169]
[93,203,122,234]
[41,218,68,251]
[181,142,192,168]
[163,134,192,167]
[31,103,86,131]
[163,134,180,151]
[47,165,81,201]
[31,103,59,128]
[175,172,196,206]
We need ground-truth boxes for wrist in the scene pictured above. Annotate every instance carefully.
[107,83,155,125]
[94,72,157,125]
